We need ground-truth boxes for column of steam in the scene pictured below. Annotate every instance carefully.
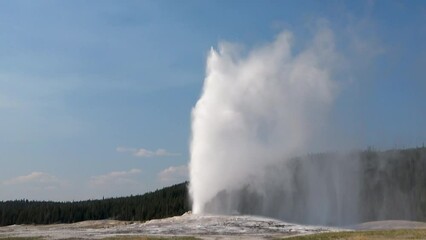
[189,28,337,216]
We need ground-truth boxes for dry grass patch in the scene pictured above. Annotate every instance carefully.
[284,229,426,240]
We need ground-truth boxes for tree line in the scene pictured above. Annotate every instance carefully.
[0,182,191,226]
[1,147,425,227]
[359,147,426,222]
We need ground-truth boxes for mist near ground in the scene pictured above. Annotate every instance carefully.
[204,148,426,226]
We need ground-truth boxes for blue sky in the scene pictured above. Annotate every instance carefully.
[0,0,425,201]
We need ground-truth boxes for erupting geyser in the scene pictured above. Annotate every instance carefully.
[190,28,339,221]
[189,28,426,226]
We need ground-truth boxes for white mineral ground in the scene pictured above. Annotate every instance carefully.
[0,212,342,239]
[1,212,425,240]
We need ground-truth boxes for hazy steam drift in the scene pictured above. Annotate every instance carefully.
[189,28,338,216]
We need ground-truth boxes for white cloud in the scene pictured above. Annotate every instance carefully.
[3,172,59,185]
[89,168,142,187]
[1,172,67,197]
[116,147,180,158]
[158,165,188,183]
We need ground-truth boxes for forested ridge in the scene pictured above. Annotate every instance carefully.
[0,182,190,226]
[358,147,426,222]
[1,147,425,227]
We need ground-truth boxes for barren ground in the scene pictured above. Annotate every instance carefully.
[1,214,425,240]
[0,213,341,239]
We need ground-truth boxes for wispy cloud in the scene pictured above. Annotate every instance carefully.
[0,172,66,201]
[89,168,142,187]
[3,172,59,186]
[158,165,188,183]
[116,147,180,158]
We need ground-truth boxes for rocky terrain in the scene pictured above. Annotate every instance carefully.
[0,213,341,239]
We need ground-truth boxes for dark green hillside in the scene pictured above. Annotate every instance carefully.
[0,182,190,226]
[359,147,426,222]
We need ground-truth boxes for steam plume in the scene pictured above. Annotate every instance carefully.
[189,27,338,215]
